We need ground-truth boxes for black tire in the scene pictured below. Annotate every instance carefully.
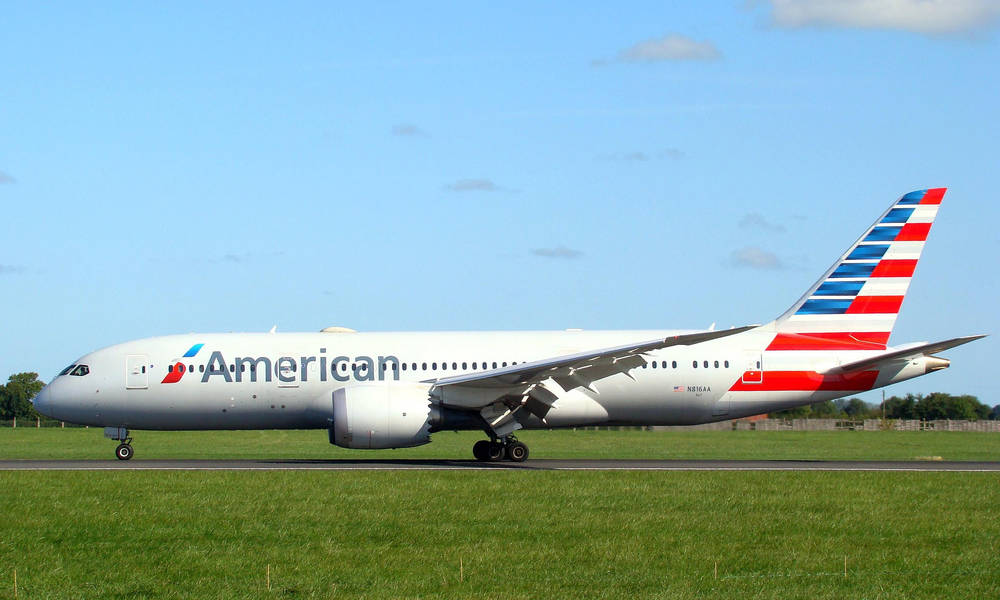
[472,440,491,461]
[487,441,506,461]
[507,441,529,462]
[115,443,133,461]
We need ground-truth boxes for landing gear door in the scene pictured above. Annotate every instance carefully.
[126,355,149,389]
[741,352,763,384]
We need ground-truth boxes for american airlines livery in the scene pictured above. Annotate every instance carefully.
[33,188,984,461]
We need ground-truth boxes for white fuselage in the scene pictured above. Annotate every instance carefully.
[33,327,930,432]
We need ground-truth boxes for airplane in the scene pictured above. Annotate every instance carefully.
[32,188,984,461]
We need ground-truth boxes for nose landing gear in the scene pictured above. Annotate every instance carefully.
[472,436,529,463]
[105,426,134,461]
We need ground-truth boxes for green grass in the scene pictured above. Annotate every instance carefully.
[1,428,999,461]
[1,470,997,599]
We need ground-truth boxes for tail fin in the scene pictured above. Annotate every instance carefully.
[769,188,946,351]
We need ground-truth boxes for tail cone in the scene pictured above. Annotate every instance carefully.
[924,356,950,373]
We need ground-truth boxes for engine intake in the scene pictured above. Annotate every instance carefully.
[329,383,434,449]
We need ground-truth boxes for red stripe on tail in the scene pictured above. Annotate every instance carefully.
[846,296,904,314]
[766,332,889,351]
[896,223,931,241]
[920,188,946,205]
[871,260,917,278]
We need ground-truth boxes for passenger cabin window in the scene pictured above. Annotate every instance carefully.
[724,360,729,368]
[714,361,719,368]
[703,361,709,368]
[692,361,698,368]
[672,361,677,368]
[70,365,90,377]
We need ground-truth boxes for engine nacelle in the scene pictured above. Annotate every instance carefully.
[330,383,434,449]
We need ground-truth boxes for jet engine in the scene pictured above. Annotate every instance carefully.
[329,383,434,449]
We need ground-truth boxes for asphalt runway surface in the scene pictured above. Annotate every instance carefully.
[2,459,999,471]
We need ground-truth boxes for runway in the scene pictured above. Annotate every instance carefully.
[2,459,999,471]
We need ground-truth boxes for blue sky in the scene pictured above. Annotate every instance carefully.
[2,1,998,406]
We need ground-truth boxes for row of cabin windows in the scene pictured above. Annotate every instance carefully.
[167,360,523,374]
[641,360,730,369]
[166,358,742,375]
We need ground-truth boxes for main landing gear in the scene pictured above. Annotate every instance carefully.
[472,436,529,463]
[105,426,134,461]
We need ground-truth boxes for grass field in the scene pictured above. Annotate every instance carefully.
[2,427,1000,461]
[1,470,998,599]
[2,429,998,599]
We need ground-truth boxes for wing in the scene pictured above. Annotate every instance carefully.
[824,335,986,374]
[427,326,756,437]
[429,325,757,391]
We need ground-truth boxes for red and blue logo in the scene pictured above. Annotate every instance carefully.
[161,343,204,384]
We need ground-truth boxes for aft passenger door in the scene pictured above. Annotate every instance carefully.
[125,355,149,389]
[741,352,763,384]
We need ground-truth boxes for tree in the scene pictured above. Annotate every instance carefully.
[883,394,919,419]
[0,372,44,420]
[884,392,989,421]
[836,397,876,419]
[991,405,1000,421]
[769,400,845,419]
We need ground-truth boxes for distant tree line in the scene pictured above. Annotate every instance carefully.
[770,393,1000,421]
[0,372,44,420]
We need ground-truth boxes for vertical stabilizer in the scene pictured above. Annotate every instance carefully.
[768,188,945,351]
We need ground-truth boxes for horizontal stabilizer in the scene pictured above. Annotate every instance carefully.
[824,335,986,374]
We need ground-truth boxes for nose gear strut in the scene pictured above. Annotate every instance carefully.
[104,426,134,461]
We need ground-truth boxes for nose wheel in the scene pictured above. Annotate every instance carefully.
[472,437,529,462]
[115,442,134,461]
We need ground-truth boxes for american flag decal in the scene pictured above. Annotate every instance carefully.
[673,385,684,392]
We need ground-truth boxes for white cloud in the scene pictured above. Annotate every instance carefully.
[728,246,786,269]
[620,34,722,61]
[445,179,502,192]
[765,0,1000,34]
[532,246,584,260]
[739,212,786,233]
[603,148,686,161]
[595,34,721,65]
[392,124,428,137]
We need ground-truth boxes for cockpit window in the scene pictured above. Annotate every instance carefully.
[59,365,76,376]
[70,365,90,377]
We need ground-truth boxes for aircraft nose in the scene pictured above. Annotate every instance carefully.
[32,385,53,417]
